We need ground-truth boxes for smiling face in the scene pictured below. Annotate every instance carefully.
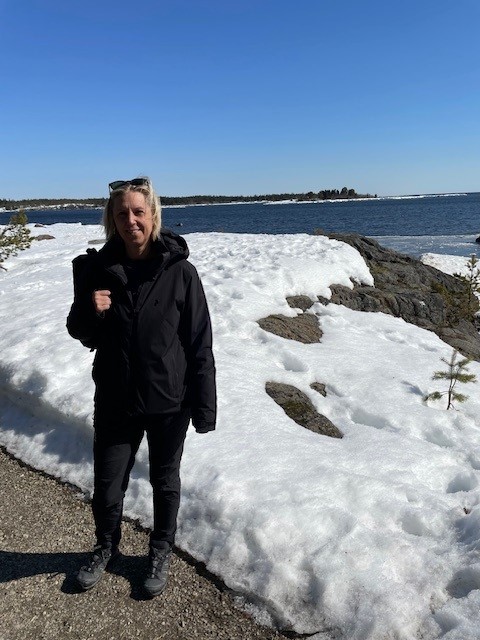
[112,190,154,259]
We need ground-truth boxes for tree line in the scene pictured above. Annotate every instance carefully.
[0,187,376,211]
[0,198,105,211]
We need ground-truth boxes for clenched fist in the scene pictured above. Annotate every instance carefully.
[93,289,112,313]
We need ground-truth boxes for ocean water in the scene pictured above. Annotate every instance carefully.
[2,192,479,258]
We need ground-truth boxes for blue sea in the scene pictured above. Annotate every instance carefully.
[4,192,480,259]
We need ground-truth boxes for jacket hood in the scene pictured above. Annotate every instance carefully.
[159,228,189,262]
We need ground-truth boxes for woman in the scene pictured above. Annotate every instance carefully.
[67,177,216,596]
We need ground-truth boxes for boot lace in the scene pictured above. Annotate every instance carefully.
[147,549,168,579]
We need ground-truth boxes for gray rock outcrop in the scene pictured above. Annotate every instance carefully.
[323,234,480,360]
[257,234,480,359]
[265,382,342,438]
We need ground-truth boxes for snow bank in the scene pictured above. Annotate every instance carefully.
[1,224,480,639]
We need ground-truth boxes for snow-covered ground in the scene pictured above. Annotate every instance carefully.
[1,224,480,640]
[422,252,476,277]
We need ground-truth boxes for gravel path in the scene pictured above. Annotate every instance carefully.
[0,446,291,640]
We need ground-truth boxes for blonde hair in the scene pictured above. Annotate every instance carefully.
[103,177,162,241]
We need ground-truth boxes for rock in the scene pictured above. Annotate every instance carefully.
[257,313,322,343]
[265,382,342,438]
[325,233,480,360]
[88,239,105,245]
[34,234,55,241]
[476,236,480,244]
[34,223,46,227]
[286,295,314,311]
[310,382,327,397]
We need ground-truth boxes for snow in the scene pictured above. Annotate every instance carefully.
[422,252,476,277]
[1,224,480,639]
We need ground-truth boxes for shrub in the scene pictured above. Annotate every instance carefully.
[0,210,32,269]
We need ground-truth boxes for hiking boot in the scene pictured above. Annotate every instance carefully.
[76,545,119,591]
[143,544,172,597]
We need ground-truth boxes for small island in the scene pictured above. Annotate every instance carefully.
[0,187,376,212]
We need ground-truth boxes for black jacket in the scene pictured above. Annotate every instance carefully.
[66,230,216,432]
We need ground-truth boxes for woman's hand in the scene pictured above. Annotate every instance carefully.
[93,290,112,314]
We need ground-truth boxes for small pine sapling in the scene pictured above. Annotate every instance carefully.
[424,349,477,410]
[0,210,32,270]
[453,254,480,318]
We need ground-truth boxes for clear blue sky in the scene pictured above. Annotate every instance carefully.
[1,0,479,199]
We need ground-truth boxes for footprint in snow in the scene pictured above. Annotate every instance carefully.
[446,565,480,599]
[446,472,478,494]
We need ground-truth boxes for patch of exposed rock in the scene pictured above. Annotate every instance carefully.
[324,233,480,360]
[265,382,342,438]
[285,295,315,312]
[34,234,55,241]
[310,381,327,397]
[257,313,322,343]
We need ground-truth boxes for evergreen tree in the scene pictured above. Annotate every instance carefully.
[453,254,480,318]
[424,349,476,410]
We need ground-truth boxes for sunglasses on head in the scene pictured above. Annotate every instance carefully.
[108,178,150,192]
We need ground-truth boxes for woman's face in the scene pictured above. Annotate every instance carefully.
[112,190,154,258]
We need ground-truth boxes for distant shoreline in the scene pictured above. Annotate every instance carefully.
[0,191,470,216]
[0,188,375,213]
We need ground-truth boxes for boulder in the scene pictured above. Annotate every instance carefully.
[265,382,342,438]
[310,382,327,397]
[34,234,55,241]
[286,295,314,311]
[257,313,322,343]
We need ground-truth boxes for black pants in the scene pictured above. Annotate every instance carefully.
[92,409,191,551]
